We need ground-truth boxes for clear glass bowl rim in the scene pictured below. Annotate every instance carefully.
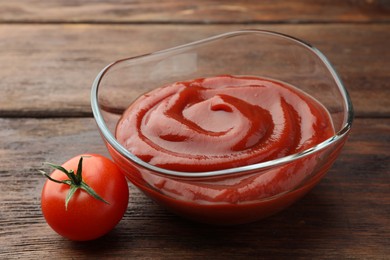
[91,29,354,178]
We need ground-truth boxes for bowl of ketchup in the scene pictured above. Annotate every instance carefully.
[91,30,353,225]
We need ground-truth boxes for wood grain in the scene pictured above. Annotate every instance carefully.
[0,24,389,118]
[0,0,389,24]
[0,117,388,259]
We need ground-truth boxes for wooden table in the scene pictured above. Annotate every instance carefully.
[1,1,389,259]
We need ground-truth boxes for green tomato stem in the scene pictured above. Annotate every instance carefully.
[40,156,110,210]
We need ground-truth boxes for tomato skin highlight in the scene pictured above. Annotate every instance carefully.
[41,154,129,241]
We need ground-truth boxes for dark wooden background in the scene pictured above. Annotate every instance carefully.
[0,1,389,259]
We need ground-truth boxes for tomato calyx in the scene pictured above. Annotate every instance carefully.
[40,156,109,210]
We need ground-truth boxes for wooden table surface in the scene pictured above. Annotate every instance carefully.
[1,1,389,259]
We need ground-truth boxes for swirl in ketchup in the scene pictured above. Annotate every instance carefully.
[116,75,335,172]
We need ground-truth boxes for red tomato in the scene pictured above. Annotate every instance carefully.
[41,154,129,241]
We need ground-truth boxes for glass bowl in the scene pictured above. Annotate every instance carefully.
[91,30,353,225]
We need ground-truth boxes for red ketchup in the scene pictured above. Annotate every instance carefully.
[114,75,336,224]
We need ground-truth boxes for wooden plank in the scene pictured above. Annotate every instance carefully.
[0,0,389,24]
[0,24,388,118]
[0,117,389,258]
